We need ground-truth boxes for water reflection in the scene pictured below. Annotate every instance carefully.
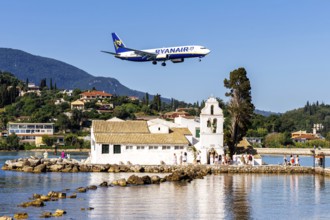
[223,174,251,219]
[2,152,330,219]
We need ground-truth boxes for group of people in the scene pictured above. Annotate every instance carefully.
[173,152,188,165]
[283,154,300,166]
[210,153,231,165]
[173,152,256,166]
[43,150,70,159]
[173,152,202,165]
[232,153,254,165]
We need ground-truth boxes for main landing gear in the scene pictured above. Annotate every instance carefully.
[151,60,166,66]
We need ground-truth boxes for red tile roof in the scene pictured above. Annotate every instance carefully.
[80,91,112,97]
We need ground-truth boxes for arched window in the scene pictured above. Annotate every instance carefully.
[212,119,217,133]
[211,105,214,115]
[207,119,211,127]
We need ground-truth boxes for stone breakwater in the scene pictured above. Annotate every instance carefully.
[2,157,330,177]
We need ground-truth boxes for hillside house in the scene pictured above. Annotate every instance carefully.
[71,100,85,110]
[80,90,113,102]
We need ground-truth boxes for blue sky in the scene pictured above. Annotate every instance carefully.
[1,1,330,113]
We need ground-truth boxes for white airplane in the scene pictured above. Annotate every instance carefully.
[102,33,210,66]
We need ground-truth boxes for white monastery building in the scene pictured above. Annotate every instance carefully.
[90,97,225,165]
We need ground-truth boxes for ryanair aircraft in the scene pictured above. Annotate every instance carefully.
[102,33,210,66]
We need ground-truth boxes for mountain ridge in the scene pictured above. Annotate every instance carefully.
[0,48,152,100]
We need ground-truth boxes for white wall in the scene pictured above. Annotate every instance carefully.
[91,144,195,165]
[148,124,169,134]
[174,116,200,138]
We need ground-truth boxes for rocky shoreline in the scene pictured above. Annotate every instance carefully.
[2,156,330,176]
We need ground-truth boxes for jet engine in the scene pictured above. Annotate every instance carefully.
[171,58,184,63]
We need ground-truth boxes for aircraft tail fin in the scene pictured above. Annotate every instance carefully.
[112,33,129,53]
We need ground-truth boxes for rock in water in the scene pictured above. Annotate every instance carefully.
[0,216,13,220]
[99,181,108,187]
[22,166,33,172]
[34,165,46,174]
[141,176,152,184]
[18,199,45,207]
[127,175,144,185]
[40,212,52,218]
[68,193,77,199]
[88,185,97,190]
[13,213,28,219]
[76,187,87,193]
[151,175,161,184]
[52,209,66,217]
[117,178,127,187]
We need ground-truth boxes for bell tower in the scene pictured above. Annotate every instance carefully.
[199,97,224,162]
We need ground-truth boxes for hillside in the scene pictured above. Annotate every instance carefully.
[0,48,152,99]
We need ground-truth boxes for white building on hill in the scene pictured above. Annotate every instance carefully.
[90,97,224,165]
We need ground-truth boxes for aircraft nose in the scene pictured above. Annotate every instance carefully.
[205,48,211,54]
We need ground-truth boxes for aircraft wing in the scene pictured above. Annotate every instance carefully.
[121,47,157,60]
[101,50,118,55]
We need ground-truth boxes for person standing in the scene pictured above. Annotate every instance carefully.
[173,153,177,165]
[248,154,253,165]
[61,151,65,159]
[290,155,295,166]
[210,153,214,165]
[214,154,219,165]
[183,152,187,165]
[295,155,300,166]
[197,153,201,164]
[283,155,288,165]
[43,150,48,159]
[179,152,183,165]
[233,153,237,165]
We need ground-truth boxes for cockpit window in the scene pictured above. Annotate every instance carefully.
[201,47,206,49]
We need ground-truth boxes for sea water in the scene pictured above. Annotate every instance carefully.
[1,152,330,219]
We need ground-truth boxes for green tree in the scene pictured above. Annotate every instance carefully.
[42,135,55,146]
[40,78,47,89]
[64,133,79,147]
[224,67,255,157]
[55,114,71,133]
[70,109,83,130]
[50,78,53,90]
[145,92,149,106]
[6,133,20,150]
[325,132,330,142]
[264,133,285,148]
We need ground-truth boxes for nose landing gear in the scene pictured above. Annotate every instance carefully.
[161,62,166,66]
[152,61,157,65]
